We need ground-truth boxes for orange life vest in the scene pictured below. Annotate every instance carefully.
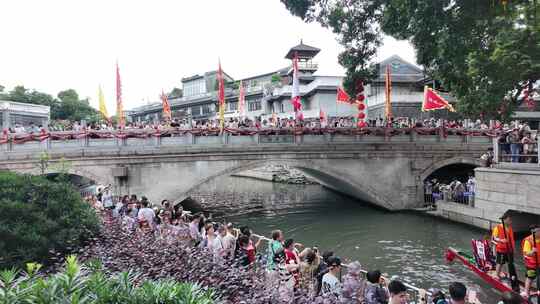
[522,235,540,269]
[494,224,515,253]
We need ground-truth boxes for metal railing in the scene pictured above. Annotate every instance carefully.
[495,141,539,165]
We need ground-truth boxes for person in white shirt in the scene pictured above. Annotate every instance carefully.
[321,256,342,298]
[217,224,236,260]
[204,223,222,261]
[137,200,156,230]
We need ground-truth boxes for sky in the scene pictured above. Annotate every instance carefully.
[0,0,416,113]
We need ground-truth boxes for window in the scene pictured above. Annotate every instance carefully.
[183,78,206,97]
[228,101,238,111]
[248,99,262,111]
[202,104,212,114]
[191,106,202,116]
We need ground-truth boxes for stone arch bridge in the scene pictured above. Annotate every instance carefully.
[0,133,490,210]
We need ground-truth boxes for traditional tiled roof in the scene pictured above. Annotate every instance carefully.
[373,55,425,83]
[285,40,321,59]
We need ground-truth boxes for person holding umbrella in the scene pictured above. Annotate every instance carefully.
[521,226,540,298]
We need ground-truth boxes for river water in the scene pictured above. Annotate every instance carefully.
[188,176,501,303]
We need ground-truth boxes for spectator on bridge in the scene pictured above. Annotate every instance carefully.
[508,128,522,163]
[521,131,536,163]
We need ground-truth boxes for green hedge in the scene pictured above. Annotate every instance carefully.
[0,171,100,269]
[0,256,215,303]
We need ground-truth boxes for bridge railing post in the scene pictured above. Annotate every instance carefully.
[187,133,195,145]
[410,129,417,142]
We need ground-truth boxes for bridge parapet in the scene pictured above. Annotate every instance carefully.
[0,128,495,154]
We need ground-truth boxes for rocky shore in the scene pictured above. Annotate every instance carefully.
[231,164,318,185]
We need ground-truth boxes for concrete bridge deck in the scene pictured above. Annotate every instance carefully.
[0,131,491,210]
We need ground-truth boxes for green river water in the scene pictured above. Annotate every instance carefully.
[189,175,511,303]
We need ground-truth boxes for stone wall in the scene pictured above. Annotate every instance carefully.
[475,167,540,231]
[435,167,540,232]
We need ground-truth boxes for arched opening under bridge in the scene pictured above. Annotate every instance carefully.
[421,160,480,206]
[503,210,540,235]
[174,160,390,216]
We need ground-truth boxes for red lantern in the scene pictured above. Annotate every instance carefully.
[355,80,365,103]
[357,120,367,128]
[357,103,366,111]
[358,112,366,120]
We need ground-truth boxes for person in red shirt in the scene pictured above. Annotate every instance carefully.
[284,238,300,285]
[492,213,515,278]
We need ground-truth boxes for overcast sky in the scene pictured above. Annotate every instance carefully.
[0,0,416,113]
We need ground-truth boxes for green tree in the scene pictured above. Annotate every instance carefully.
[271,73,282,84]
[0,85,58,109]
[56,89,97,121]
[0,171,100,268]
[281,0,540,119]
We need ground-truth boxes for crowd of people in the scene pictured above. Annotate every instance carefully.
[6,115,502,134]
[424,175,476,206]
[497,122,538,163]
[82,187,522,303]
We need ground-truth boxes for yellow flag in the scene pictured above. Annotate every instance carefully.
[98,86,109,119]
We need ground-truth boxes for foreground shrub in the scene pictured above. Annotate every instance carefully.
[0,171,100,269]
[78,221,340,304]
[0,255,215,304]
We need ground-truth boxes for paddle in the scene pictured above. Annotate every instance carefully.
[501,218,520,292]
[533,227,540,298]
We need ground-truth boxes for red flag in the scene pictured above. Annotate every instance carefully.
[384,65,392,120]
[291,52,303,119]
[217,60,226,129]
[319,109,326,121]
[238,80,245,116]
[422,86,455,112]
[116,62,125,128]
[337,87,353,104]
[161,90,171,121]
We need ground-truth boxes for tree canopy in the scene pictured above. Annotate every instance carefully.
[281,0,540,119]
[0,86,99,122]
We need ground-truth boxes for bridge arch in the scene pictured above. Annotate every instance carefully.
[169,159,397,210]
[419,157,483,183]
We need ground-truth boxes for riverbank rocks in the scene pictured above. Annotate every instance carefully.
[235,164,318,185]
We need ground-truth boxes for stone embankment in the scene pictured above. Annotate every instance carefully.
[231,164,318,185]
